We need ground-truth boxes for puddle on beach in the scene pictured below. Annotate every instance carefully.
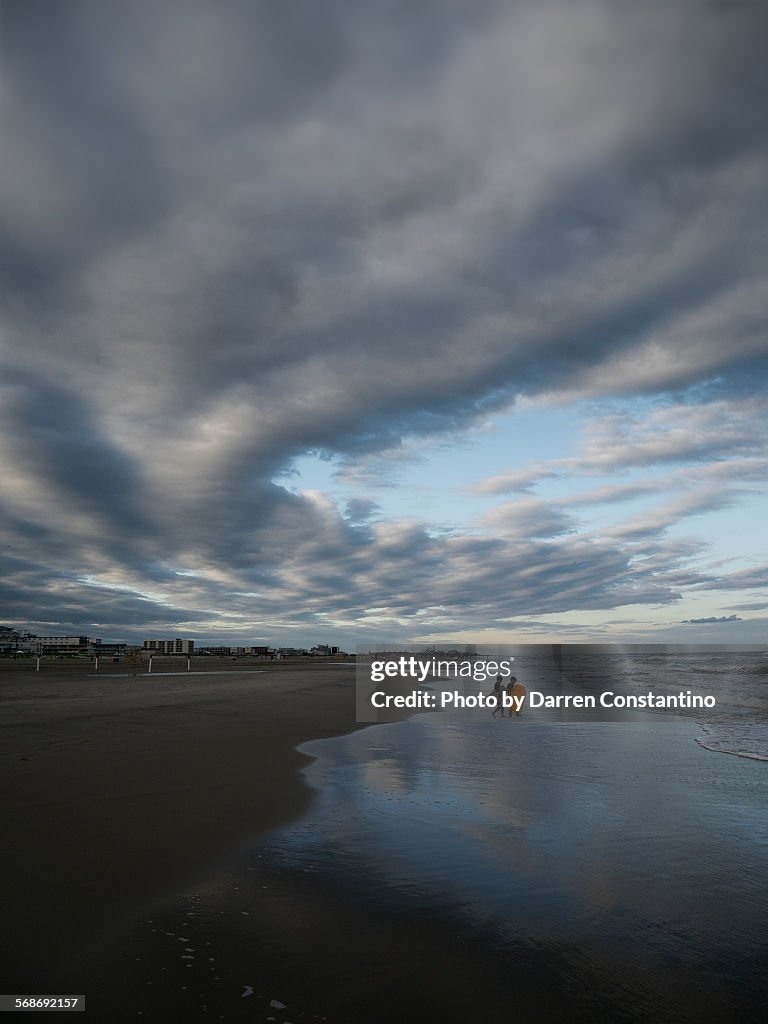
[74,709,768,1022]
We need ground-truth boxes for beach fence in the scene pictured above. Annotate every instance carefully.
[145,654,192,674]
[93,649,193,674]
[1,652,271,677]
[0,650,191,675]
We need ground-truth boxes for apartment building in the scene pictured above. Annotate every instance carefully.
[18,635,100,654]
[143,638,195,655]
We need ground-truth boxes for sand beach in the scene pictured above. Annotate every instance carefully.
[2,657,767,1022]
[0,660,362,994]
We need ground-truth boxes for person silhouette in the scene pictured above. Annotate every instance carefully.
[491,674,504,718]
[506,675,526,717]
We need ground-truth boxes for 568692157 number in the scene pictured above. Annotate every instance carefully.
[0,995,84,1012]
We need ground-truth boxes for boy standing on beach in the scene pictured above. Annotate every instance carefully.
[491,674,504,718]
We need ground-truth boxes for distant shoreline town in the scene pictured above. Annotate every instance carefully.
[0,626,347,660]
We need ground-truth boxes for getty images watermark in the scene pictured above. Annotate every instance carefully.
[368,652,520,710]
[354,644,721,724]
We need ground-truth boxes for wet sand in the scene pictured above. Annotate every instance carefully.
[74,710,765,1023]
[0,660,362,990]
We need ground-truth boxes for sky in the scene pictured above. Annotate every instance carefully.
[1,0,767,649]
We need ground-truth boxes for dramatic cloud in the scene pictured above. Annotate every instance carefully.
[470,398,768,493]
[1,1,767,643]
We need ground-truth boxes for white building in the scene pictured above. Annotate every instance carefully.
[143,638,195,655]
[18,635,100,654]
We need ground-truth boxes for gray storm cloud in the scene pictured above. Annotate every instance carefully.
[1,0,767,641]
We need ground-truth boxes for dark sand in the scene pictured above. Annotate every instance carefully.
[0,659,362,991]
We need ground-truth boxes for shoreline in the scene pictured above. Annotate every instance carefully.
[4,657,761,1002]
[5,660,765,1020]
[0,661,366,988]
[70,705,766,1022]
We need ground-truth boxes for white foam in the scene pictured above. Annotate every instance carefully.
[696,722,768,761]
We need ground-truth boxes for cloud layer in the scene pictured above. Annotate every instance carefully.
[1,1,767,643]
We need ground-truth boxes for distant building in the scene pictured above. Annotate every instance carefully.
[98,643,127,656]
[0,626,21,653]
[311,644,339,656]
[143,638,195,655]
[17,634,100,654]
[195,645,270,656]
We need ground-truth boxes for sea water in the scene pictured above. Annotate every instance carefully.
[254,651,768,1020]
[284,712,768,957]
